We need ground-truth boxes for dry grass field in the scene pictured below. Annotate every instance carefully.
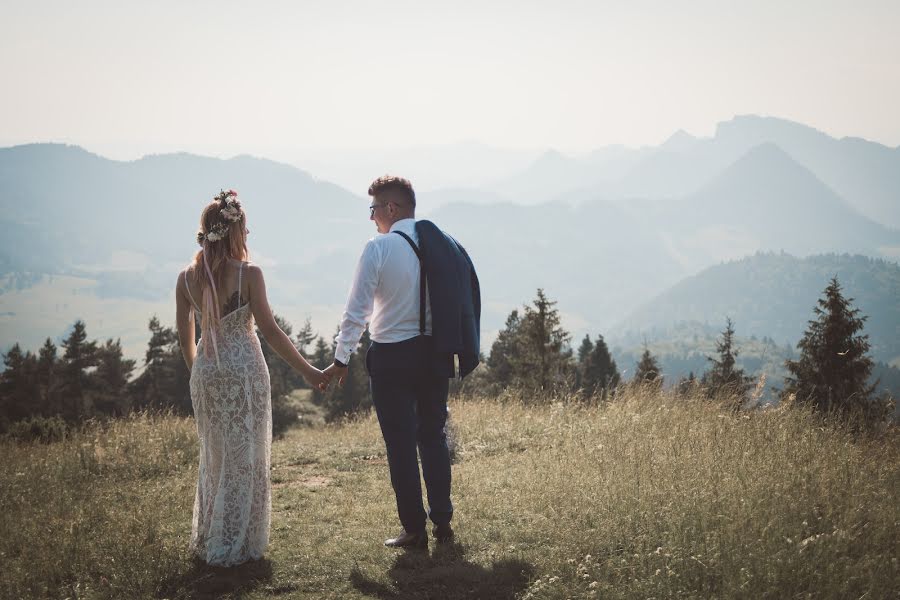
[1,387,897,599]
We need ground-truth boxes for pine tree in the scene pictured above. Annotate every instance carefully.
[60,320,98,421]
[486,309,521,388]
[295,317,316,358]
[701,318,753,409]
[516,289,572,390]
[1,344,37,426]
[633,347,663,387]
[311,336,332,371]
[257,314,305,398]
[93,339,136,416]
[130,317,191,414]
[36,338,60,415]
[581,335,620,397]
[577,335,594,365]
[320,328,372,421]
[676,371,697,397]
[783,277,876,416]
[575,334,594,390]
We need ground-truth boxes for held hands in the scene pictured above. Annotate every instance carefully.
[304,367,331,392]
[304,362,348,392]
[323,363,349,388]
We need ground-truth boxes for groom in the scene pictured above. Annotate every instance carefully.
[325,175,480,549]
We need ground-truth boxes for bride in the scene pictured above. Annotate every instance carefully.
[175,189,328,566]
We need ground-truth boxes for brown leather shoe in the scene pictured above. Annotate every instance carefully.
[432,523,454,543]
[384,529,428,549]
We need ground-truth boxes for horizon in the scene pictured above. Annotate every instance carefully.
[5,111,900,161]
[5,112,899,196]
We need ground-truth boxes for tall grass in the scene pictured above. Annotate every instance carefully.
[452,387,899,599]
[0,413,198,598]
[0,389,896,599]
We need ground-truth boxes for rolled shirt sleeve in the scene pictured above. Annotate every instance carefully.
[334,240,381,364]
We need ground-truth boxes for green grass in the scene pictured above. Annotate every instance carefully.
[1,388,898,599]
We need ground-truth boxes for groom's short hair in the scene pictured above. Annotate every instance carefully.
[368,175,416,207]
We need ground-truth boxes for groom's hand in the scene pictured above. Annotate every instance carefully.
[324,363,348,387]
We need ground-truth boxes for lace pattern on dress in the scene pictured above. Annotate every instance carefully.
[186,263,271,567]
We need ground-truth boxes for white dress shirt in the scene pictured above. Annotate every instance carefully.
[334,218,432,364]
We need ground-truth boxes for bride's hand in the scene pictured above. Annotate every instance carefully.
[305,367,330,392]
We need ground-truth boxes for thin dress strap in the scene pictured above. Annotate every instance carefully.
[237,262,244,305]
[183,270,201,313]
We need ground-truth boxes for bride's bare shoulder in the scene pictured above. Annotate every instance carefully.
[245,262,265,281]
[176,265,193,288]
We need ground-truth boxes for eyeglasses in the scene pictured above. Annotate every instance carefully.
[369,202,389,217]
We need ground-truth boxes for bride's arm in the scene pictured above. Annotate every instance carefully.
[175,272,196,370]
[246,265,329,390]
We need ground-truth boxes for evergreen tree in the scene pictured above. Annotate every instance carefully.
[580,335,620,397]
[257,314,305,399]
[701,318,753,409]
[130,317,191,414]
[485,309,521,388]
[295,317,317,358]
[783,277,876,416]
[36,338,60,415]
[319,328,372,421]
[676,371,697,397]
[575,334,593,390]
[1,344,37,426]
[577,335,594,365]
[516,289,573,390]
[310,336,332,371]
[632,347,663,387]
[93,339,136,416]
[59,320,98,421]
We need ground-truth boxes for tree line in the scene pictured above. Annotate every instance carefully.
[1,275,894,439]
[474,278,893,425]
[0,313,373,439]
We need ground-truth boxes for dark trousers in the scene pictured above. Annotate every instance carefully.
[366,336,453,533]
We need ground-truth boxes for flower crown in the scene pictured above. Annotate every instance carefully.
[196,189,244,245]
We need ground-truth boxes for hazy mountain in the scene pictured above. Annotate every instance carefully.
[612,252,900,365]
[658,129,699,153]
[640,143,900,270]
[607,116,900,228]
[0,143,371,273]
[288,141,539,198]
[480,115,900,234]
[484,145,652,204]
[713,115,900,229]
[429,197,685,332]
[417,187,513,209]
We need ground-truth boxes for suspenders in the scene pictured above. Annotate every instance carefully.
[393,231,427,335]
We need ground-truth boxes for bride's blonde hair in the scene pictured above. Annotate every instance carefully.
[190,190,249,362]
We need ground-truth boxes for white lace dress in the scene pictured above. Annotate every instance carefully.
[184,264,272,566]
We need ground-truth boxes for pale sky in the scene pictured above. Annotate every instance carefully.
[2,0,899,160]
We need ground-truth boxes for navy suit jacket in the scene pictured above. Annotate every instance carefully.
[414,220,481,378]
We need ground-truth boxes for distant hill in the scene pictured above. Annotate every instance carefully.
[613,253,900,364]
[638,143,900,269]
[429,198,685,330]
[484,146,652,204]
[712,115,900,229]
[0,143,370,272]
[489,115,900,230]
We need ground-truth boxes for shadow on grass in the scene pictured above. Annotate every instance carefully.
[158,557,277,599]
[350,541,534,600]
